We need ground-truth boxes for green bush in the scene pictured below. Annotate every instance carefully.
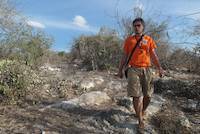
[0,60,32,104]
[71,34,123,71]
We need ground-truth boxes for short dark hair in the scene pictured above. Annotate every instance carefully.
[132,17,145,29]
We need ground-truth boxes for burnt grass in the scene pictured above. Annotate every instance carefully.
[154,79,200,100]
[151,79,200,134]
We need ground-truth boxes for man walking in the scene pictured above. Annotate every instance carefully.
[117,18,164,129]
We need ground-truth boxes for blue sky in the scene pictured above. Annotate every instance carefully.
[15,0,200,52]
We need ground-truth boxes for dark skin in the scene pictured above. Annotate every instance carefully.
[117,21,164,129]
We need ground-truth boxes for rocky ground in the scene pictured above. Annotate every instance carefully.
[0,63,199,134]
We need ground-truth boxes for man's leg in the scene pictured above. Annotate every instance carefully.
[133,97,144,128]
[141,68,153,116]
[142,96,151,115]
[127,68,144,128]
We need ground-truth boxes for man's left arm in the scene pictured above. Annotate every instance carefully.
[150,49,164,77]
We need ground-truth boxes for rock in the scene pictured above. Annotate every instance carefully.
[180,99,199,112]
[40,63,61,72]
[60,98,80,110]
[179,112,191,128]
[80,80,95,90]
[187,99,198,109]
[115,97,132,110]
[41,131,59,134]
[78,91,111,107]
[79,76,104,90]
[93,76,104,85]
[111,114,121,123]
[124,128,135,134]
[107,80,123,90]
[44,91,111,110]
[197,101,200,111]
[103,119,111,127]
[114,106,132,114]
[43,84,51,91]
[147,95,166,116]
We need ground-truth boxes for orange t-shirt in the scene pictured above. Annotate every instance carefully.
[123,35,157,67]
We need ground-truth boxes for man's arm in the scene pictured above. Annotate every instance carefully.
[117,53,128,78]
[150,49,164,77]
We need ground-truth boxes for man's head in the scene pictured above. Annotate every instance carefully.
[132,17,145,35]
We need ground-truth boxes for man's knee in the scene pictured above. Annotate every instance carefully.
[143,95,151,100]
[133,96,142,102]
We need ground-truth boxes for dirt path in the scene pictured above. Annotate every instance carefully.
[0,64,199,134]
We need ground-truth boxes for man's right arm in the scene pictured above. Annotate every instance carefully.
[117,53,128,78]
[117,37,129,78]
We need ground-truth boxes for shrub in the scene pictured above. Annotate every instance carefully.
[71,34,122,71]
[0,60,33,104]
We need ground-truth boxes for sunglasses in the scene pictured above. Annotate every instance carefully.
[134,24,142,27]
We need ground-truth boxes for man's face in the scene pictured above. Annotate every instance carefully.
[133,21,144,34]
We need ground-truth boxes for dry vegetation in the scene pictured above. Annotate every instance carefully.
[0,0,199,133]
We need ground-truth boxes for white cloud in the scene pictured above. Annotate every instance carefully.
[72,15,88,28]
[27,15,98,32]
[27,20,45,29]
[44,16,97,32]
[45,20,98,32]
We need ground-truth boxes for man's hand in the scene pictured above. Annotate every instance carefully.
[158,68,165,78]
[150,49,164,78]
[116,53,128,79]
[115,70,123,79]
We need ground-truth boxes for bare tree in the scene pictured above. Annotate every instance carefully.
[0,0,53,67]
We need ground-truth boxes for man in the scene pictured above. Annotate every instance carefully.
[117,17,164,129]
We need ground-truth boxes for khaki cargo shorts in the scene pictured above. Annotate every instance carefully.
[127,67,154,97]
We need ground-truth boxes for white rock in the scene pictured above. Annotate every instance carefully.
[179,111,191,128]
[146,95,166,116]
[79,76,104,90]
[93,76,104,85]
[108,80,123,90]
[40,63,61,72]
[80,80,95,89]
[60,98,80,110]
[187,99,198,109]
[78,91,111,106]
[44,91,111,111]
